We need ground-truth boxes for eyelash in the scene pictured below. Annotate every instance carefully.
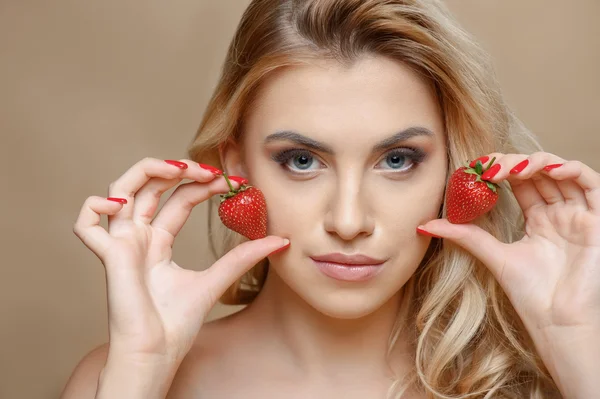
[270,146,427,175]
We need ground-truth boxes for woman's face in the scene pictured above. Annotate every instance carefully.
[224,55,447,319]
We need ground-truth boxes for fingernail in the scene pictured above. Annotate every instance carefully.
[199,163,223,176]
[164,160,188,169]
[269,239,290,255]
[228,176,249,185]
[481,163,501,180]
[543,163,563,172]
[469,156,489,168]
[107,197,128,204]
[510,159,529,174]
[416,227,441,238]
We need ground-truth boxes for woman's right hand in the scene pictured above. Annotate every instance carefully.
[72,158,288,366]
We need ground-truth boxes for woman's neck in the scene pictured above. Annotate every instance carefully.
[237,268,412,381]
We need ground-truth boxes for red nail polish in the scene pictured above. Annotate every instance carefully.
[107,197,128,204]
[164,160,188,169]
[543,163,563,172]
[481,163,501,180]
[469,156,490,168]
[510,159,529,174]
[228,176,249,185]
[199,163,223,175]
[269,241,291,255]
[416,227,441,238]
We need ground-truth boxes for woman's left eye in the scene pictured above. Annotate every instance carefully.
[376,149,418,171]
[270,147,426,174]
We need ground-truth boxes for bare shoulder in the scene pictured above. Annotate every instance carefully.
[167,313,247,398]
[60,313,246,399]
[60,343,109,399]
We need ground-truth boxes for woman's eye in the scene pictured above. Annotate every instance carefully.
[376,151,415,171]
[271,149,322,173]
[270,147,426,174]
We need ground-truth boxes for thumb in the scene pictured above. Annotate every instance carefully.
[417,219,506,278]
[201,235,290,304]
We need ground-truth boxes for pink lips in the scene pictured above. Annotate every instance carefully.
[310,253,386,282]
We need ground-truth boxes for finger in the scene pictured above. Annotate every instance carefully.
[508,178,546,213]
[151,175,243,240]
[473,153,546,213]
[548,173,587,210]
[73,196,125,260]
[200,236,290,306]
[107,158,212,231]
[542,160,600,213]
[505,152,567,206]
[132,161,222,224]
[531,173,565,205]
[417,219,507,279]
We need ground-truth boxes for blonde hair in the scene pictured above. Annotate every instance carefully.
[188,0,561,397]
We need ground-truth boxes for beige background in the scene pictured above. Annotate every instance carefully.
[1,1,598,398]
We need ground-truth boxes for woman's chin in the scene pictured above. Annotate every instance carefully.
[300,289,395,320]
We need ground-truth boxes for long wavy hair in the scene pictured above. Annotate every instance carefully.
[187,0,561,397]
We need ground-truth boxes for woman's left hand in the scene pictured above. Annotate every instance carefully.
[418,151,600,398]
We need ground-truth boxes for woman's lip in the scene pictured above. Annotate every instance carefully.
[318,262,381,267]
[312,260,385,282]
[310,253,386,265]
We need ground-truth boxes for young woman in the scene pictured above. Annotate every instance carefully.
[62,0,600,398]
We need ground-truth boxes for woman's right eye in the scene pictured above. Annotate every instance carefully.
[270,148,324,174]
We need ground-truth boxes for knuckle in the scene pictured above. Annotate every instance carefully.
[230,245,254,265]
[569,160,583,170]
[108,181,118,192]
[529,151,544,160]
[454,229,472,242]
[140,156,156,165]
[173,183,205,208]
[88,195,103,204]
[72,223,84,237]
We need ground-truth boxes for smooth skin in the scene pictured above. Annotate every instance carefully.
[62,55,600,398]
[64,158,290,398]
[419,152,600,398]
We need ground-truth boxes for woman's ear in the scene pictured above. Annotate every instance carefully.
[218,139,248,178]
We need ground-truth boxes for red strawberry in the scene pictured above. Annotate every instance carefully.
[446,157,500,224]
[218,173,267,240]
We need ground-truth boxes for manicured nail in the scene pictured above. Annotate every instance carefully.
[228,176,249,185]
[510,159,529,174]
[416,227,441,238]
[469,156,489,168]
[199,163,223,176]
[107,197,128,204]
[269,239,290,255]
[543,163,563,172]
[164,160,188,169]
[481,163,501,180]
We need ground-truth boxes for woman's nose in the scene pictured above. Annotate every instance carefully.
[323,178,375,240]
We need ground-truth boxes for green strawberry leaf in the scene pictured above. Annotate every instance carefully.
[475,161,483,175]
[485,181,498,193]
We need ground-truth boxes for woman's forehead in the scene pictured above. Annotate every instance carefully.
[244,56,443,146]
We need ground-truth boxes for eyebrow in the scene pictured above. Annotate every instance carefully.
[263,126,434,155]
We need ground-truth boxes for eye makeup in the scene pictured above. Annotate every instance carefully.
[270,146,428,176]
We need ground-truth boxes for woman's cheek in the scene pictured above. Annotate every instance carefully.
[263,188,312,235]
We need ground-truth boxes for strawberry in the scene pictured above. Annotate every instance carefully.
[445,157,500,224]
[218,173,268,240]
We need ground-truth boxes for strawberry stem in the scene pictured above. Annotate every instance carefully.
[222,172,236,193]
[485,156,496,171]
